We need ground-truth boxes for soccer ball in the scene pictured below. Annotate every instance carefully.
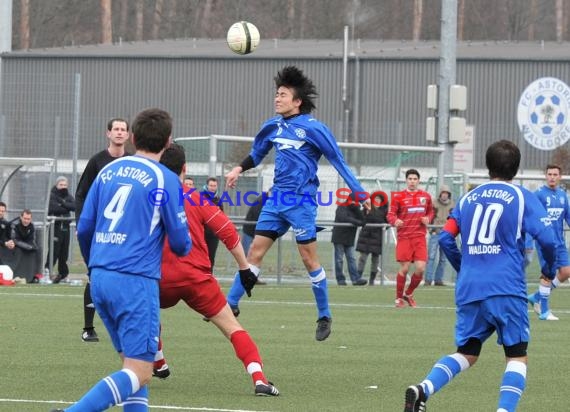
[529,92,566,136]
[226,21,260,55]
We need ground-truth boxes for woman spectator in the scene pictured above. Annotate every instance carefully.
[45,176,75,283]
[356,192,388,285]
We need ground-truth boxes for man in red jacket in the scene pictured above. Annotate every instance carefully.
[387,169,434,308]
[156,144,279,397]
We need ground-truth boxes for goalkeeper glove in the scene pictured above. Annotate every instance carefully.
[239,268,257,297]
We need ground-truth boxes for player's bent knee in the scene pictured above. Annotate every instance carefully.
[504,342,528,358]
[457,337,482,357]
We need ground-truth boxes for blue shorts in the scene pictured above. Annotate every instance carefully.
[256,190,318,242]
[90,268,160,362]
[536,242,569,274]
[455,296,529,348]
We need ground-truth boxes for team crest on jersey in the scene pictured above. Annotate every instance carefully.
[420,197,426,205]
[294,128,306,139]
[517,77,570,151]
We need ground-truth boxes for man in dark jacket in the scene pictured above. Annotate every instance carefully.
[331,193,367,285]
[46,176,76,283]
[356,192,388,285]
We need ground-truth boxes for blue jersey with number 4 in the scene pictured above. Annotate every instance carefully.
[77,155,191,279]
[448,181,555,305]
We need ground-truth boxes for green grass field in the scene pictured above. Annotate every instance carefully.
[1,282,569,411]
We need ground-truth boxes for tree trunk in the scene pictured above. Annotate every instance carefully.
[300,0,307,38]
[100,0,112,44]
[118,0,128,41]
[135,0,144,41]
[152,0,164,39]
[457,0,465,41]
[528,0,537,40]
[201,0,214,36]
[287,0,295,37]
[556,0,564,41]
[412,0,423,41]
[19,0,30,49]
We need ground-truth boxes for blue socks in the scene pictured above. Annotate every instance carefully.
[226,271,245,307]
[498,361,526,412]
[66,369,140,411]
[420,354,470,398]
[228,265,331,319]
[309,267,331,319]
[123,385,149,411]
[226,265,260,307]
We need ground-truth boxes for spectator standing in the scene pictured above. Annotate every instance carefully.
[331,193,367,285]
[425,185,455,286]
[75,117,130,343]
[404,140,557,412]
[45,176,76,284]
[11,209,39,283]
[356,192,388,285]
[56,108,191,412]
[387,169,434,308]
[201,177,224,268]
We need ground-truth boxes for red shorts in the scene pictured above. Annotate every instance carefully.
[396,236,427,262]
[159,273,226,319]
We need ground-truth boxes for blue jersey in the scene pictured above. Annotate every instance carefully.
[249,114,365,196]
[534,185,570,246]
[77,155,191,279]
[443,181,555,305]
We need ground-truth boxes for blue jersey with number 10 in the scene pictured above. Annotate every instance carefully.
[449,181,554,305]
[77,155,191,279]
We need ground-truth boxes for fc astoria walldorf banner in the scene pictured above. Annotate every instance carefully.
[517,77,570,151]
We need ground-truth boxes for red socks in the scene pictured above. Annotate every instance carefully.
[230,329,266,385]
[405,273,423,296]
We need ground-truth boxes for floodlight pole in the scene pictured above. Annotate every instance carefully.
[437,0,458,186]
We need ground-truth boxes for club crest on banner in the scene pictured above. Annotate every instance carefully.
[517,77,570,151]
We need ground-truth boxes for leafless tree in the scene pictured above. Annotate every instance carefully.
[528,0,537,40]
[19,0,30,49]
[9,0,570,49]
[100,0,112,44]
[135,0,144,41]
[555,0,564,41]
[413,0,424,40]
[152,0,165,39]
[118,0,129,41]
[457,0,465,40]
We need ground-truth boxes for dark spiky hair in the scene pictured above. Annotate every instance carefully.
[274,66,318,114]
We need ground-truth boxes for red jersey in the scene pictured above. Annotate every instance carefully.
[386,189,434,239]
[160,186,240,288]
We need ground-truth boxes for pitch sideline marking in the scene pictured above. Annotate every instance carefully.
[0,398,275,412]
